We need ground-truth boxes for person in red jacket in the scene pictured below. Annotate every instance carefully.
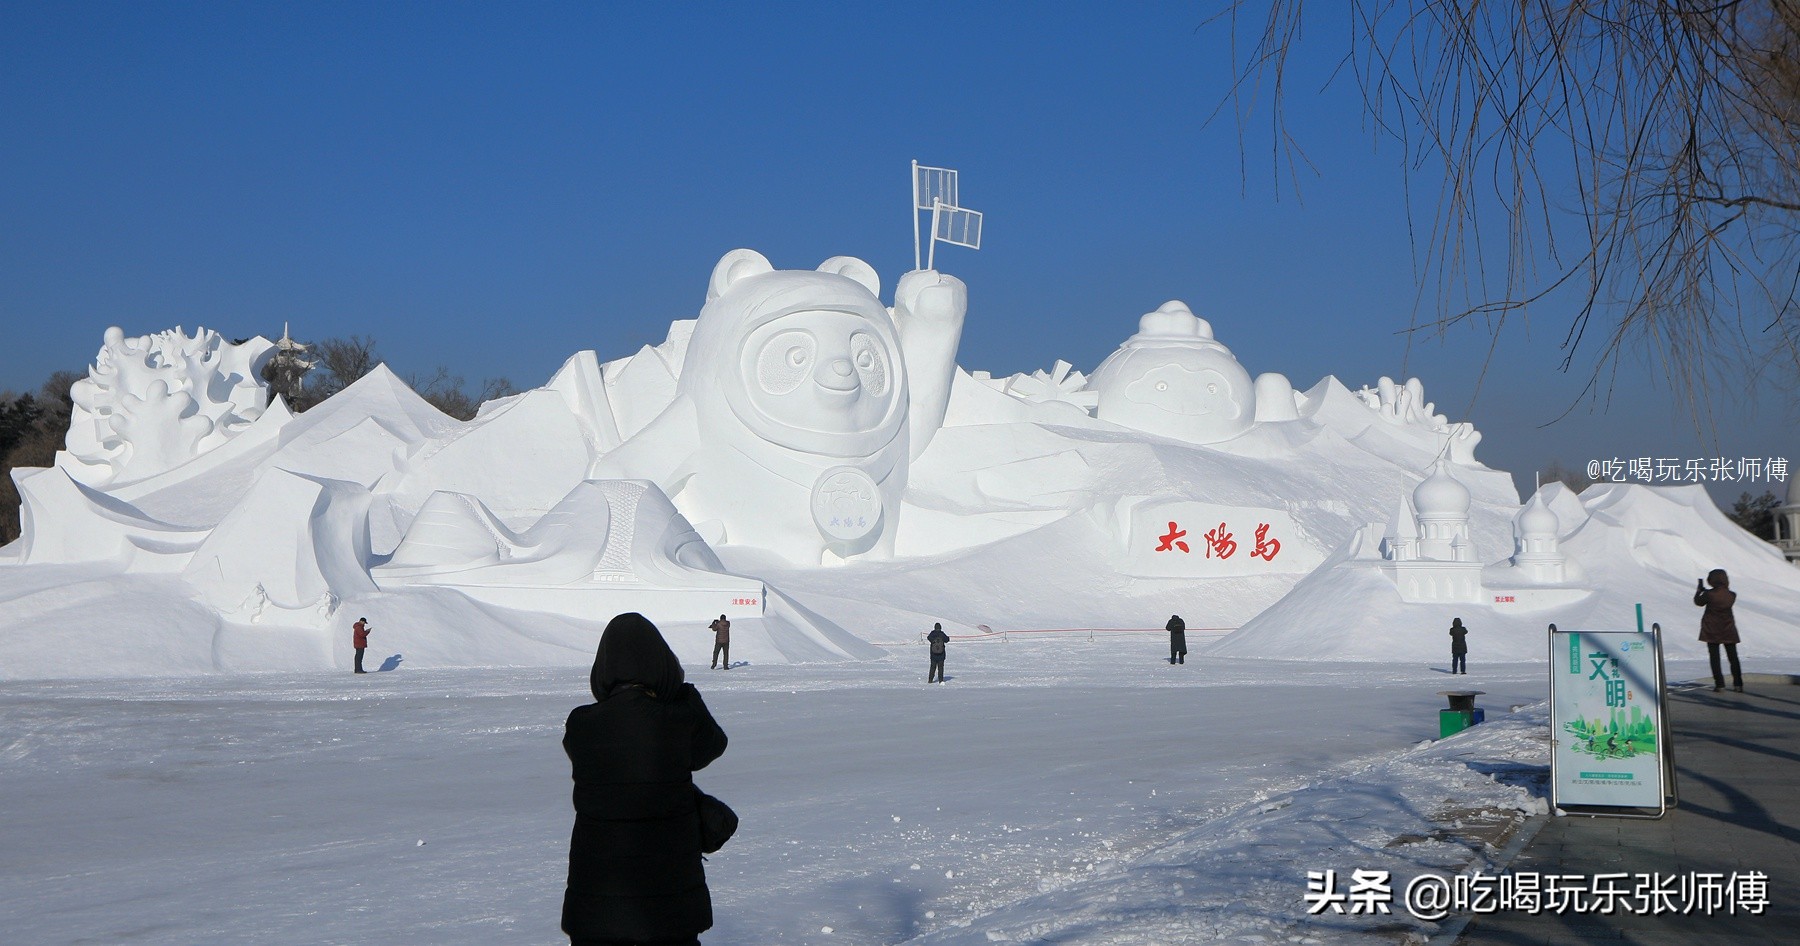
[352,617,370,674]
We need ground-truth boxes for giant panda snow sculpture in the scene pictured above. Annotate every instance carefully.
[591,249,966,565]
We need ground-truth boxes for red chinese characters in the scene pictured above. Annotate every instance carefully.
[1203,522,1237,559]
[1251,522,1280,561]
[1156,522,1190,553]
[1154,520,1283,562]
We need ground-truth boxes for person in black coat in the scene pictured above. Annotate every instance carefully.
[1449,618,1469,674]
[926,622,949,683]
[1166,615,1187,665]
[562,612,729,946]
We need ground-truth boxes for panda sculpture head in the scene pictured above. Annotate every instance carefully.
[681,249,908,460]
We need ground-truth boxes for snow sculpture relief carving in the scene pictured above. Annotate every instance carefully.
[590,249,966,565]
[1088,301,1256,444]
[63,326,275,487]
[1355,375,1483,464]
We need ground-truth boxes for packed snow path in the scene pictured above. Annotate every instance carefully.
[7,639,1764,945]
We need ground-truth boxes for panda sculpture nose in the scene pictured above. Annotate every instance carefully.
[818,358,859,392]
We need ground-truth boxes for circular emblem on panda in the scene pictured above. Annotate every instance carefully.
[811,466,882,543]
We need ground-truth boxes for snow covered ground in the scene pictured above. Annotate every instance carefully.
[8,634,1788,945]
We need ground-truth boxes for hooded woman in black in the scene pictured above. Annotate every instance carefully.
[562,613,729,945]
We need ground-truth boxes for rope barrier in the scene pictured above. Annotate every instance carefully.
[867,626,1237,647]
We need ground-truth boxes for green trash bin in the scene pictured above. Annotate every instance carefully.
[1439,708,1475,737]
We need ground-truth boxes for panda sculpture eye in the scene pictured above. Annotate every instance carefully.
[849,331,888,396]
[757,330,814,394]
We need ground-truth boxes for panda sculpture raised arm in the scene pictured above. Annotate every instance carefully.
[590,249,967,566]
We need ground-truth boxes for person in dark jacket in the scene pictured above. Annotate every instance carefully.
[1448,618,1468,674]
[1695,569,1743,692]
[1166,615,1187,665]
[562,613,729,946]
[926,623,949,683]
[708,615,730,670]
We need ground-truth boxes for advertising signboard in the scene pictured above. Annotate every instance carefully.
[1548,622,1675,817]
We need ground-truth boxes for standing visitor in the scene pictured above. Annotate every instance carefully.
[927,623,949,684]
[1449,618,1468,675]
[1695,569,1744,692]
[1166,615,1187,665]
[709,614,731,670]
[352,617,370,674]
[562,612,729,946]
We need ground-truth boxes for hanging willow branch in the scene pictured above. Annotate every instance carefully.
[1221,0,1800,426]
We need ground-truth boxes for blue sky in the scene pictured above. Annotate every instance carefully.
[2,1,1792,502]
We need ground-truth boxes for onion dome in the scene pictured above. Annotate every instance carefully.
[1517,490,1560,537]
[1413,458,1471,519]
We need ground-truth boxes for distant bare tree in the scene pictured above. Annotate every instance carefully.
[1538,460,1593,495]
[407,368,519,421]
[308,335,382,403]
[1222,2,1800,423]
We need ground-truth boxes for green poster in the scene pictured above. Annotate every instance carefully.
[1549,628,1666,813]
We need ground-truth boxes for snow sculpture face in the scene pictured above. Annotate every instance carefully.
[1123,363,1242,422]
[741,309,897,438]
[63,326,275,487]
[1089,301,1256,444]
[685,250,907,459]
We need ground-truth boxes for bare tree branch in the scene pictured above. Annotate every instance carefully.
[1223,0,1800,433]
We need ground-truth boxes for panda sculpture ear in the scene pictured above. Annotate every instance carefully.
[817,256,881,298]
[707,249,775,302]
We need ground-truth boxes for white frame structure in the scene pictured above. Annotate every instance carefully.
[911,160,981,271]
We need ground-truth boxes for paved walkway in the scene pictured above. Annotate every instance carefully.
[1456,676,1800,945]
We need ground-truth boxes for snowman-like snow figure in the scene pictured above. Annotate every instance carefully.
[591,249,966,565]
[1088,301,1257,444]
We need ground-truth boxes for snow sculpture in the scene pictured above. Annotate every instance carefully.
[1379,458,1483,602]
[184,468,375,624]
[13,467,209,568]
[1089,301,1256,444]
[1508,489,1571,583]
[590,249,966,565]
[62,326,275,487]
[1252,372,1300,423]
[990,360,1099,417]
[1479,485,1590,608]
[1354,376,1482,464]
[1774,474,1800,566]
[373,479,765,621]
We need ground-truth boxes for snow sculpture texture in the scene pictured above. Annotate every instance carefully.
[374,479,765,618]
[1088,301,1256,444]
[63,326,275,487]
[1355,376,1483,464]
[591,249,966,565]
